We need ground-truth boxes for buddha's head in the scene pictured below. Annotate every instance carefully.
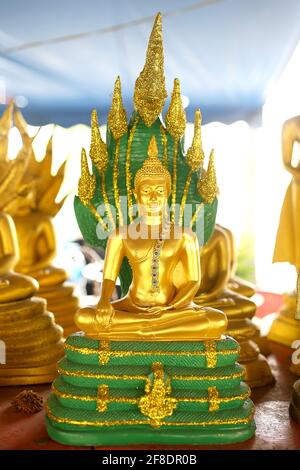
[134,136,171,217]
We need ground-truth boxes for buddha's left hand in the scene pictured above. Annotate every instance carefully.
[145,305,173,315]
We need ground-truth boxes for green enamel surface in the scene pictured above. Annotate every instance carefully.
[46,335,255,446]
[74,112,218,295]
[64,334,240,369]
[46,416,255,446]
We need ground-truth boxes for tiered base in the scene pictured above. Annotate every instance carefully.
[46,334,255,446]
[227,318,274,388]
[0,296,64,386]
[31,266,79,337]
[268,294,300,347]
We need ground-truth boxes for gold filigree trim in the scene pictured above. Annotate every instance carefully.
[160,125,168,168]
[113,139,124,226]
[87,203,108,231]
[78,148,96,206]
[204,341,217,368]
[133,13,167,127]
[108,76,127,140]
[98,340,110,365]
[208,386,220,412]
[101,173,115,228]
[52,384,250,406]
[138,362,177,428]
[171,142,178,222]
[190,202,204,228]
[97,385,109,412]
[64,342,239,358]
[126,116,139,222]
[179,169,192,225]
[198,149,218,204]
[46,404,254,427]
[186,109,204,172]
[57,366,244,382]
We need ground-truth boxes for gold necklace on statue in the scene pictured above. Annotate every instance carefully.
[151,219,171,293]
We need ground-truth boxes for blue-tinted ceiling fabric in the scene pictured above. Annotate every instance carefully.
[0,0,299,126]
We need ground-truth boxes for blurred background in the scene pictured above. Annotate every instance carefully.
[1,0,300,299]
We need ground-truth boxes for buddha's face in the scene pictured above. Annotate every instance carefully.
[135,176,169,216]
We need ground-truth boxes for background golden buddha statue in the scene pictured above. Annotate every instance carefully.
[0,113,63,385]
[75,137,227,341]
[4,106,79,337]
[268,116,300,351]
[194,224,274,387]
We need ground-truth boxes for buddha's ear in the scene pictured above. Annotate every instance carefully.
[132,189,138,201]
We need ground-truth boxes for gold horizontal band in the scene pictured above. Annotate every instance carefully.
[52,384,250,405]
[58,366,244,382]
[46,403,254,427]
[64,343,239,358]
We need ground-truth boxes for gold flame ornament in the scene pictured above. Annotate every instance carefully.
[134,13,167,127]
[108,76,127,140]
[186,109,205,172]
[78,148,96,206]
[198,149,218,204]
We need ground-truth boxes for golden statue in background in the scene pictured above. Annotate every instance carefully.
[75,137,227,340]
[0,103,63,385]
[194,225,274,387]
[5,107,79,337]
[268,116,300,349]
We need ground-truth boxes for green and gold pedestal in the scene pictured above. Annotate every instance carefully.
[46,334,255,446]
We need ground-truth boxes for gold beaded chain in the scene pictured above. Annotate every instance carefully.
[151,219,171,293]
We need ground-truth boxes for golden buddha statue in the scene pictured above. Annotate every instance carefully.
[5,107,79,337]
[194,225,274,387]
[0,111,64,385]
[268,116,300,349]
[75,137,227,340]
[46,13,255,445]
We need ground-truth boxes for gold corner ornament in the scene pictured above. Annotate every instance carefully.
[108,76,127,140]
[90,109,108,174]
[186,108,205,172]
[198,149,218,204]
[133,12,167,127]
[138,362,177,428]
[98,339,110,365]
[165,78,186,140]
[97,384,109,412]
[78,148,96,206]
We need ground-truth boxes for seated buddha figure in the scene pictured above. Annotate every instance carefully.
[0,211,37,303]
[0,158,63,386]
[194,224,274,387]
[7,106,79,336]
[75,137,227,341]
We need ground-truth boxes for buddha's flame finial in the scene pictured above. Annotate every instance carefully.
[78,148,96,206]
[186,109,205,172]
[134,12,167,127]
[148,134,159,159]
[165,78,186,139]
[198,149,218,204]
[90,109,108,174]
[108,76,127,140]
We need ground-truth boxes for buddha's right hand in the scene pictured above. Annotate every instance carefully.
[95,302,115,329]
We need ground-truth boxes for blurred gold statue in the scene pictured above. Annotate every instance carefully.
[194,225,274,387]
[75,137,227,340]
[268,116,300,349]
[0,103,63,385]
[6,107,79,337]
